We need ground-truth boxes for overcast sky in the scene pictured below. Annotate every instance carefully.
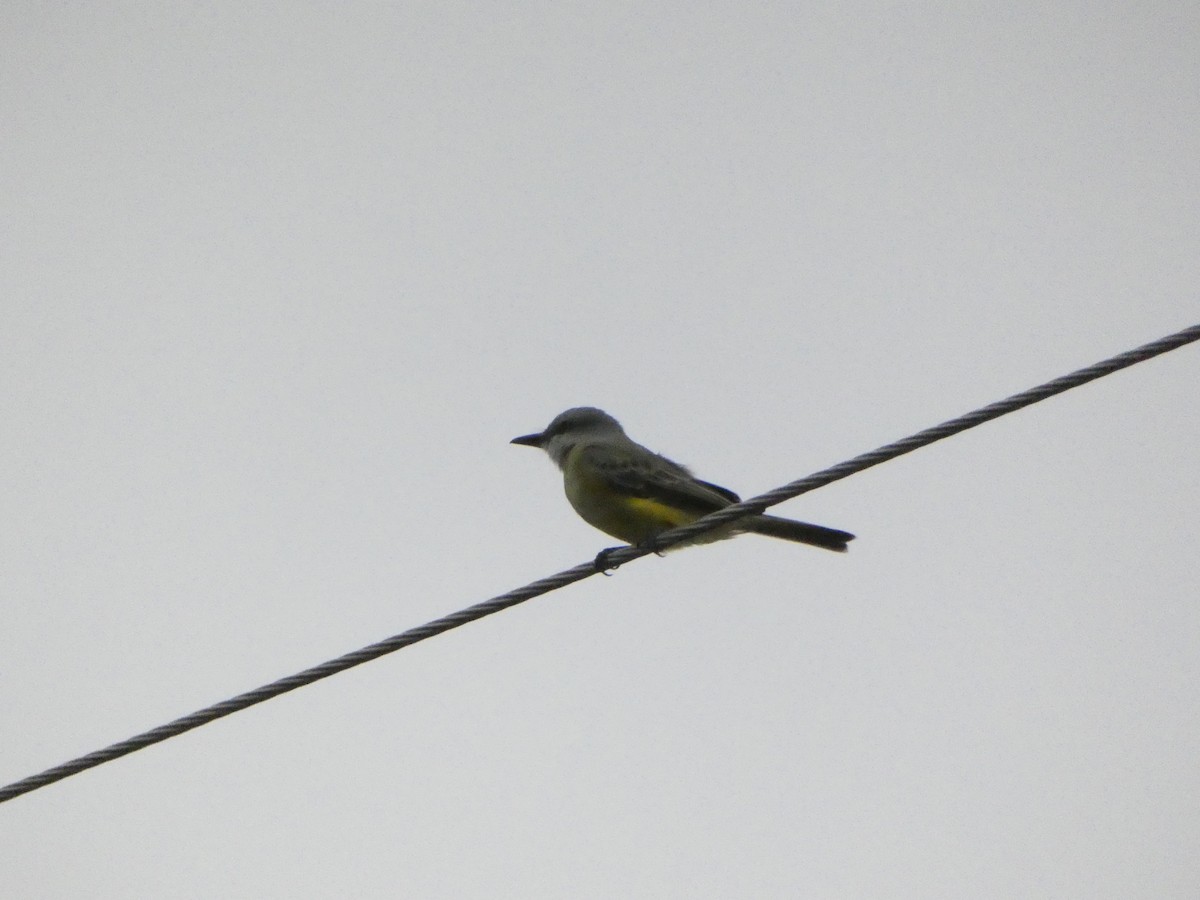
[3,3,1198,897]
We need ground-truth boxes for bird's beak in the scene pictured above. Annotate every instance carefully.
[510,432,545,448]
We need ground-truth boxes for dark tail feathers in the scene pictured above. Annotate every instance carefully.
[744,515,855,552]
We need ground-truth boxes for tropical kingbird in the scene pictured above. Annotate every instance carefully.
[511,408,854,561]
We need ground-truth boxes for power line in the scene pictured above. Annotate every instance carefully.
[2,323,1197,805]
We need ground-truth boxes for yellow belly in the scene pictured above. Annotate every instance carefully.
[562,450,698,544]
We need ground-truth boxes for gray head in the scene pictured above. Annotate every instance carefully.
[511,407,628,467]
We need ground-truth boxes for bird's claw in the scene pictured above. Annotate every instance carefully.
[594,537,667,574]
[637,536,668,557]
[594,547,622,574]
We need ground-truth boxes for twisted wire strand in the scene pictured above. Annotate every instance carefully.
[629,322,1200,557]
[2,322,1196,805]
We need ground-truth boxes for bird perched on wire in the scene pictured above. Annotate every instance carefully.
[512,407,854,569]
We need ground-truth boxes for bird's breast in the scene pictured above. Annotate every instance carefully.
[561,445,694,544]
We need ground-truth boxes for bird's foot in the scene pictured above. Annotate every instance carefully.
[637,535,668,557]
[594,537,667,574]
[593,546,623,574]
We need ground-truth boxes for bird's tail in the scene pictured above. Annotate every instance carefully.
[742,515,855,552]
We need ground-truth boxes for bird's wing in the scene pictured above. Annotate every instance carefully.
[580,444,739,514]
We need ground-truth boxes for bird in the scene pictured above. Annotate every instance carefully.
[511,407,854,567]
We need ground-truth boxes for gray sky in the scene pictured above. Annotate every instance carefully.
[3,3,1198,897]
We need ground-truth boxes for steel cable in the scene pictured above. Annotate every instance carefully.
[2,322,1196,805]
